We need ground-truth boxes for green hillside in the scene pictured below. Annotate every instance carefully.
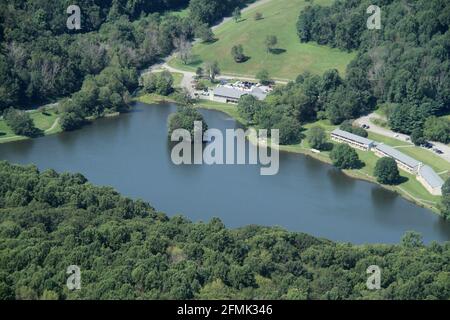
[169,0,356,79]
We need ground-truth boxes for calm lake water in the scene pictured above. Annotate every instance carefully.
[1,102,449,244]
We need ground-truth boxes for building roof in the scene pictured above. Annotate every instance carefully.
[213,86,245,99]
[213,86,267,100]
[250,87,267,100]
[419,165,444,189]
[331,129,374,146]
[375,144,421,169]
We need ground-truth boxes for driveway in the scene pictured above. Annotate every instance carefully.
[354,112,450,163]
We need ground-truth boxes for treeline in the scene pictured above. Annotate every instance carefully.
[0,0,187,109]
[0,161,448,300]
[0,0,249,128]
[297,0,450,142]
[237,69,374,144]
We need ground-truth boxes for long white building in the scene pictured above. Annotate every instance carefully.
[417,165,444,196]
[330,129,375,151]
[373,144,421,174]
[330,129,444,196]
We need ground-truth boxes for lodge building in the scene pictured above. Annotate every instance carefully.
[330,129,375,151]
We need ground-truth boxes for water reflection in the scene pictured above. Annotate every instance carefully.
[0,102,449,244]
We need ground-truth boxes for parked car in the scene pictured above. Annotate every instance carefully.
[422,142,433,149]
[434,149,444,155]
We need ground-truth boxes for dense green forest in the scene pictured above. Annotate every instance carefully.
[0,0,249,130]
[0,161,448,300]
[297,0,450,141]
[230,0,449,144]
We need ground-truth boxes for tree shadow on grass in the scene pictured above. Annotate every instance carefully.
[28,128,44,138]
[0,132,5,137]
[203,38,219,44]
[396,176,409,185]
[270,48,287,55]
[320,142,334,151]
[186,55,203,67]
[351,160,365,170]
[236,56,251,63]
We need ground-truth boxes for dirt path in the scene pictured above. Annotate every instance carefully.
[45,117,60,134]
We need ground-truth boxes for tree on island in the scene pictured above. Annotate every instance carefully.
[168,106,208,139]
[233,7,241,22]
[374,157,401,185]
[265,35,278,53]
[231,44,245,63]
[307,126,327,150]
[330,144,361,169]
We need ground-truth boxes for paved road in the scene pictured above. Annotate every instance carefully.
[144,57,276,94]
[354,112,450,163]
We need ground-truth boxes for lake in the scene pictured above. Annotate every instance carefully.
[1,102,449,244]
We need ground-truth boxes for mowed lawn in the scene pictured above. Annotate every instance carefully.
[169,0,356,79]
[0,109,60,142]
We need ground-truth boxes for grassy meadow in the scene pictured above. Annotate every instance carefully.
[169,0,355,80]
